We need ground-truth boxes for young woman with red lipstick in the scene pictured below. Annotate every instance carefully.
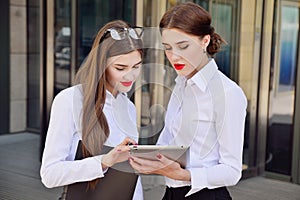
[130,2,247,200]
[40,20,144,200]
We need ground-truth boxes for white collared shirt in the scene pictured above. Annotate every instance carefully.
[157,59,247,196]
[40,85,143,200]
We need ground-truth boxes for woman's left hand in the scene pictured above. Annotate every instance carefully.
[129,154,191,181]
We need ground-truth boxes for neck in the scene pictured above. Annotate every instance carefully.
[106,85,119,98]
[186,56,209,79]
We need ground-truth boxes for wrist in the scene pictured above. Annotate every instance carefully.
[101,154,113,169]
[177,169,191,181]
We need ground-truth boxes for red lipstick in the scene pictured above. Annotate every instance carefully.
[121,81,133,87]
[174,64,185,70]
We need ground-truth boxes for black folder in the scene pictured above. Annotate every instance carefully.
[62,141,138,200]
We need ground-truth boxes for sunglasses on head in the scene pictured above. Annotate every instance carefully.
[99,26,143,44]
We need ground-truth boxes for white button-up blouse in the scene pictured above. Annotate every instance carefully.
[40,85,143,200]
[157,59,247,196]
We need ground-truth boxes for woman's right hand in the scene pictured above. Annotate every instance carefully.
[101,137,136,170]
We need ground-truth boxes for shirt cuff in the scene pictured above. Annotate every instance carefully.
[91,155,108,176]
[185,168,207,196]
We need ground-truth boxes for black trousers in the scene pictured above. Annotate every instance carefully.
[162,186,232,200]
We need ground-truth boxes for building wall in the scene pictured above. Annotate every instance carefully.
[10,0,27,132]
[239,0,256,98]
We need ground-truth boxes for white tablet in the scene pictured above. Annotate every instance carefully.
[129,145,188,168]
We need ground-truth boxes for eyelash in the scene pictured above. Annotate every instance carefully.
[164,45,189,51]
[115,65,141,71]
[164,46,172,51]
[179,45,189,49]
[133,65,141,69]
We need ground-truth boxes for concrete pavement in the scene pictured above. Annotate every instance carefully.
[0,132,300,200]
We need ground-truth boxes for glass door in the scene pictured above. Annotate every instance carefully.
[54,0,71,95]
[53,0,137,96]
[27,0,41,131]
[211,0,238,78]
[77,0,136,69]
[266,0,299,177]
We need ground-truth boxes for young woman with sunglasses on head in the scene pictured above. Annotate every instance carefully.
[129,3,247,199]
[40,20,144,200]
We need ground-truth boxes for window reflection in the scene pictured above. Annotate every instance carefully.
[211,2,232,76]
[53,0,136,95]
[278,6,298,93]
[28,1,41,130]
[55,27,71,69]
[54,0,71,95]
[77,0,136,69]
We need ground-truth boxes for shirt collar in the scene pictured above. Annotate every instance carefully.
[175,75,187,84]
[106,90,127,99]
[105,90,128,106]
[186,58,218,92]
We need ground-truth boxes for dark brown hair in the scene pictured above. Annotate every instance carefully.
[74,20,143,190]
[160,2,226,55]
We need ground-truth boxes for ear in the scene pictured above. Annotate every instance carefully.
[202,34,211,47]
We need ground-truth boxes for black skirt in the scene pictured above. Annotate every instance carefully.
[162,186,232,200]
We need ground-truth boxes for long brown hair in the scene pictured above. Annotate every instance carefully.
[160,2,226,55]
[74,20,143,190]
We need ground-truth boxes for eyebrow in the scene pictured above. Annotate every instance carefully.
[114,60,142,67]
[162,40,189,45]
[176,41,189,44]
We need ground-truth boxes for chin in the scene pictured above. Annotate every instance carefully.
[182,70,195,77]
[176,71,189,77]
[119,87,132,93]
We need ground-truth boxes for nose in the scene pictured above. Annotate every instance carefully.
[168,51,181,63]
[124,68,140,80]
